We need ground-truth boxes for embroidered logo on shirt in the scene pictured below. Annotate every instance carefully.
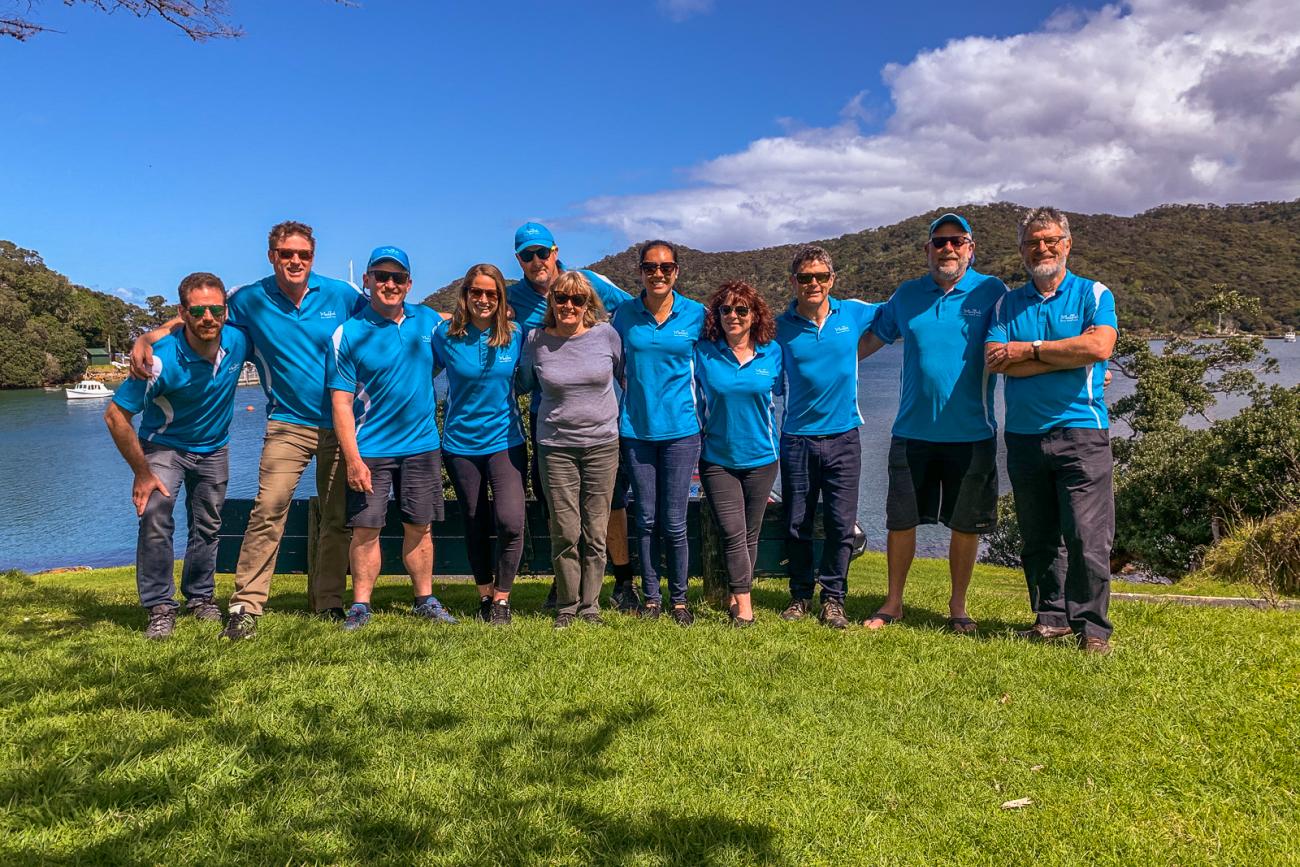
[834,325,851,334]
[755,367,772,376]
[497,352,514,363]
[673,329,690,338]
[961,306,983,317]
[1059,313,1080,322]
[420,334,432,344]
[320,310,337,319]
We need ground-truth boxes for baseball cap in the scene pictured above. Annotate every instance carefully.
[366,245,410,272]
[514,222,556,254]
[928,213,972,237]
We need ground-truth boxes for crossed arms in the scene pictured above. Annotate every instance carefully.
[984,325,1116,377]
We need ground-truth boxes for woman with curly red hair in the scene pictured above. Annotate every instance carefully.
[694,282,783,626]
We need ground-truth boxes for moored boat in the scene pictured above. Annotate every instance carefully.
[65,380,113,400]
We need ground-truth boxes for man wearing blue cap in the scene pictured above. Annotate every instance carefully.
[327,246,456,630]
[856,213,1008,634]
[506,222,640,612]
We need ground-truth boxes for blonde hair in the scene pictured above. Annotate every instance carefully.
[449,263,515,348]
[542,271,607,329]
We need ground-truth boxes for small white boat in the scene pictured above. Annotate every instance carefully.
[238,361,260,386]
[1284,331,1297,343]
[66,380,113,399]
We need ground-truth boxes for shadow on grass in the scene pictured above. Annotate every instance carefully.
[749,584,1028,638]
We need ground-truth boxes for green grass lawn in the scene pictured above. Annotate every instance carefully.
[3,556,1297,865]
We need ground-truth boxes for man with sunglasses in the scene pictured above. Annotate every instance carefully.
[855,214,1009,634]
[775,245,880,629]
[130,221,367,640]
[986,207,1118,655]
[106,272,252,639]
[505,222,640,612]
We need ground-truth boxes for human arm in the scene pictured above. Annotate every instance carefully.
[103,402,171,516]
[985,325,1117,374]
[128,318,183,379]
[858,331,886,360]
[330,389,371,493]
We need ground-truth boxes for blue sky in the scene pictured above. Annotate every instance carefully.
[3,0,1297,303]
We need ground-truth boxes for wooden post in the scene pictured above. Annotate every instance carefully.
[699,494,727,607]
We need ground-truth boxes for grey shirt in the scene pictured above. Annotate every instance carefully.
[518,323,624,448]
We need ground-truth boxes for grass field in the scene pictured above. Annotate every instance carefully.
[2,556,1297,865]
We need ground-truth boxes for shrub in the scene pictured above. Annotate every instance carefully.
[1198,508,1300,602]
[979,493,1022,568]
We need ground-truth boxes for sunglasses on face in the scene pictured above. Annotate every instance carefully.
[718,304,750,317]
[274,248,314,262]
[552,292,588,308]
[468,288,498,300]
[930,236,971,250]
[794,272,833,285]
[370,270,411,287]
[518,246,555,263]
[187,304,226,319]
[639,262,678,276]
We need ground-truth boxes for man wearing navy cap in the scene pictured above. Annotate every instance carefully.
[857,213,1008,634]
[986,206,1118,655]
[505,222,640,613]
[327,246,456,630]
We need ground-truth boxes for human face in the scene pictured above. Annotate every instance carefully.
[639,245,678,299]
[365,262,412,311]
[1021,223,1072,285]
[790,260,834,308]
[718,295,753,343]
[181,286,225,343]
[517,245,558,290]
[927,230,973,287]
[551,288,588,331]
[268,232,314,293]
[467,273,500,326]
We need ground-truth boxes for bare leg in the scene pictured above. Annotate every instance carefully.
[402,522,433,598]
[350,527,382,605]
[948,530,979,620]
[866,527,914,628]
[732,591,754,620]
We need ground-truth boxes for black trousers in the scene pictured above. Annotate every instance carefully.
[444,445,527,592]
[699,459,779,595]
[1005,428,1114,639]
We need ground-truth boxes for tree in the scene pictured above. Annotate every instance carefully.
[2,0,354,42]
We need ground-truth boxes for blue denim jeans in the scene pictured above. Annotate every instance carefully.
[136,442,229,609]
[623,433,701,605]
[779,428,861,602]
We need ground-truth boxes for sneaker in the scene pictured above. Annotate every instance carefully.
[144,604,176,640]
[316,607,346,622]
[478,596,493,623]
[610,580,640,614]
[580,611,605,626]
[1080,635,1113,656]
[489,599,512,627]
[670,604,694,628]
[819,599,849,630]
[343,603,371,632]
[412,596,457,624]
[554,612,576,630]
[641,601,662,621]
[543,583,558,611]
[780,598,812,622]
[1015,623,1073,642]
[219,610,257,641]
[184,597,223,623]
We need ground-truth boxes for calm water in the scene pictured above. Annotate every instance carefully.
[2,341,1298,572]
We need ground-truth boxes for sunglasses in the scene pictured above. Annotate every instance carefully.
[794,272,833,285]
[639,262,679,276]
[552,292,588,308]
[274,248,314,261]
[370,270,411,286]
[929,236,971,250]
[718,304,750,317]
[187,304,226,319]
[518,246,555,263]
[468,288,498,300]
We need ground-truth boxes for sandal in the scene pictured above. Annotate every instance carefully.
[863,610,902,629]
[946,616,978,636]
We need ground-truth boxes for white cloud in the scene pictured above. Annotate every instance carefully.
[585,0,1300,249]
[657,0,714,23]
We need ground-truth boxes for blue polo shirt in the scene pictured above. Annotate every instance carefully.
[612,291,707,441]
[505,268,632,332]
[432,320,525,456]
[986,270,1118,433]
[227,272,367,429]
[326,303,441,458]
[872,268,1008,442]
[775,297,879,436]
[695,339,784,469]
[113,325,253,453]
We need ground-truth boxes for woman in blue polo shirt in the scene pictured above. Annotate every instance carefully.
[433,264,526,626]
[610,240,706,625]
[695,282,783,627]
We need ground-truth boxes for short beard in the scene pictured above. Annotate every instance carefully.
[931,261,964,284]
[1027,259,1065,283]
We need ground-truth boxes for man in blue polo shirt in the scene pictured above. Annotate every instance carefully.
[328,246,455,631]
[775,244,879,629]
[505,221,640,612]
[986,206,1118,655]
[105,272,252,639]
[857,213,1008,634]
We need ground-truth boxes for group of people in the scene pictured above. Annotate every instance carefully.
[107,205,1119,654]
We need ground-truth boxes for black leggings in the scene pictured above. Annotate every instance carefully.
[699,458,778,595]
[444,445,527,592]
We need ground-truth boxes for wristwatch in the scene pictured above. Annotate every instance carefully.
[1032,339,1043,361]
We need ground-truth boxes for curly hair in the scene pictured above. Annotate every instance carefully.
[703,281,774,345]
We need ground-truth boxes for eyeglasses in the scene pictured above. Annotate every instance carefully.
[718,304,750,317]
[468,288,498,300]
[274,248,314,261]
[1022,236,1067,250]
[187,304,226,319]
[639,262,679,276]
[519,246,555,263]
[552,292,588,308]
[794,272,834,285]
[370,270,411,286]
[929,236,971,250]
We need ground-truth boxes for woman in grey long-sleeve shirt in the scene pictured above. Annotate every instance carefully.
[517,271,623,627]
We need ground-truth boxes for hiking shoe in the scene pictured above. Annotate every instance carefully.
[184,597,223,623]
[780,598,812,622]
[819,599,849,630]
[1015,623,1073,642]
[219,610,257,641]
[580,611,605,626]
[610,580,640,614]
[1080,635,1113,656]
[554,612,576,630]
[489,599,512,627]
[343,603,371,632]
[640,601,662,621]
[413,596,457,624]
[144,605,176,640]
[478,596,493,623]
[670,604,695,628]
[316,607,346,622]
[543,583,558,611]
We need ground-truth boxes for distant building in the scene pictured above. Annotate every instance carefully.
[87,347,111,367]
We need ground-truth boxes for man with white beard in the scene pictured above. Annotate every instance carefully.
[985,206,1118,655]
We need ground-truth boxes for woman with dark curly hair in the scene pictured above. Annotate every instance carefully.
[694,281,783,626]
